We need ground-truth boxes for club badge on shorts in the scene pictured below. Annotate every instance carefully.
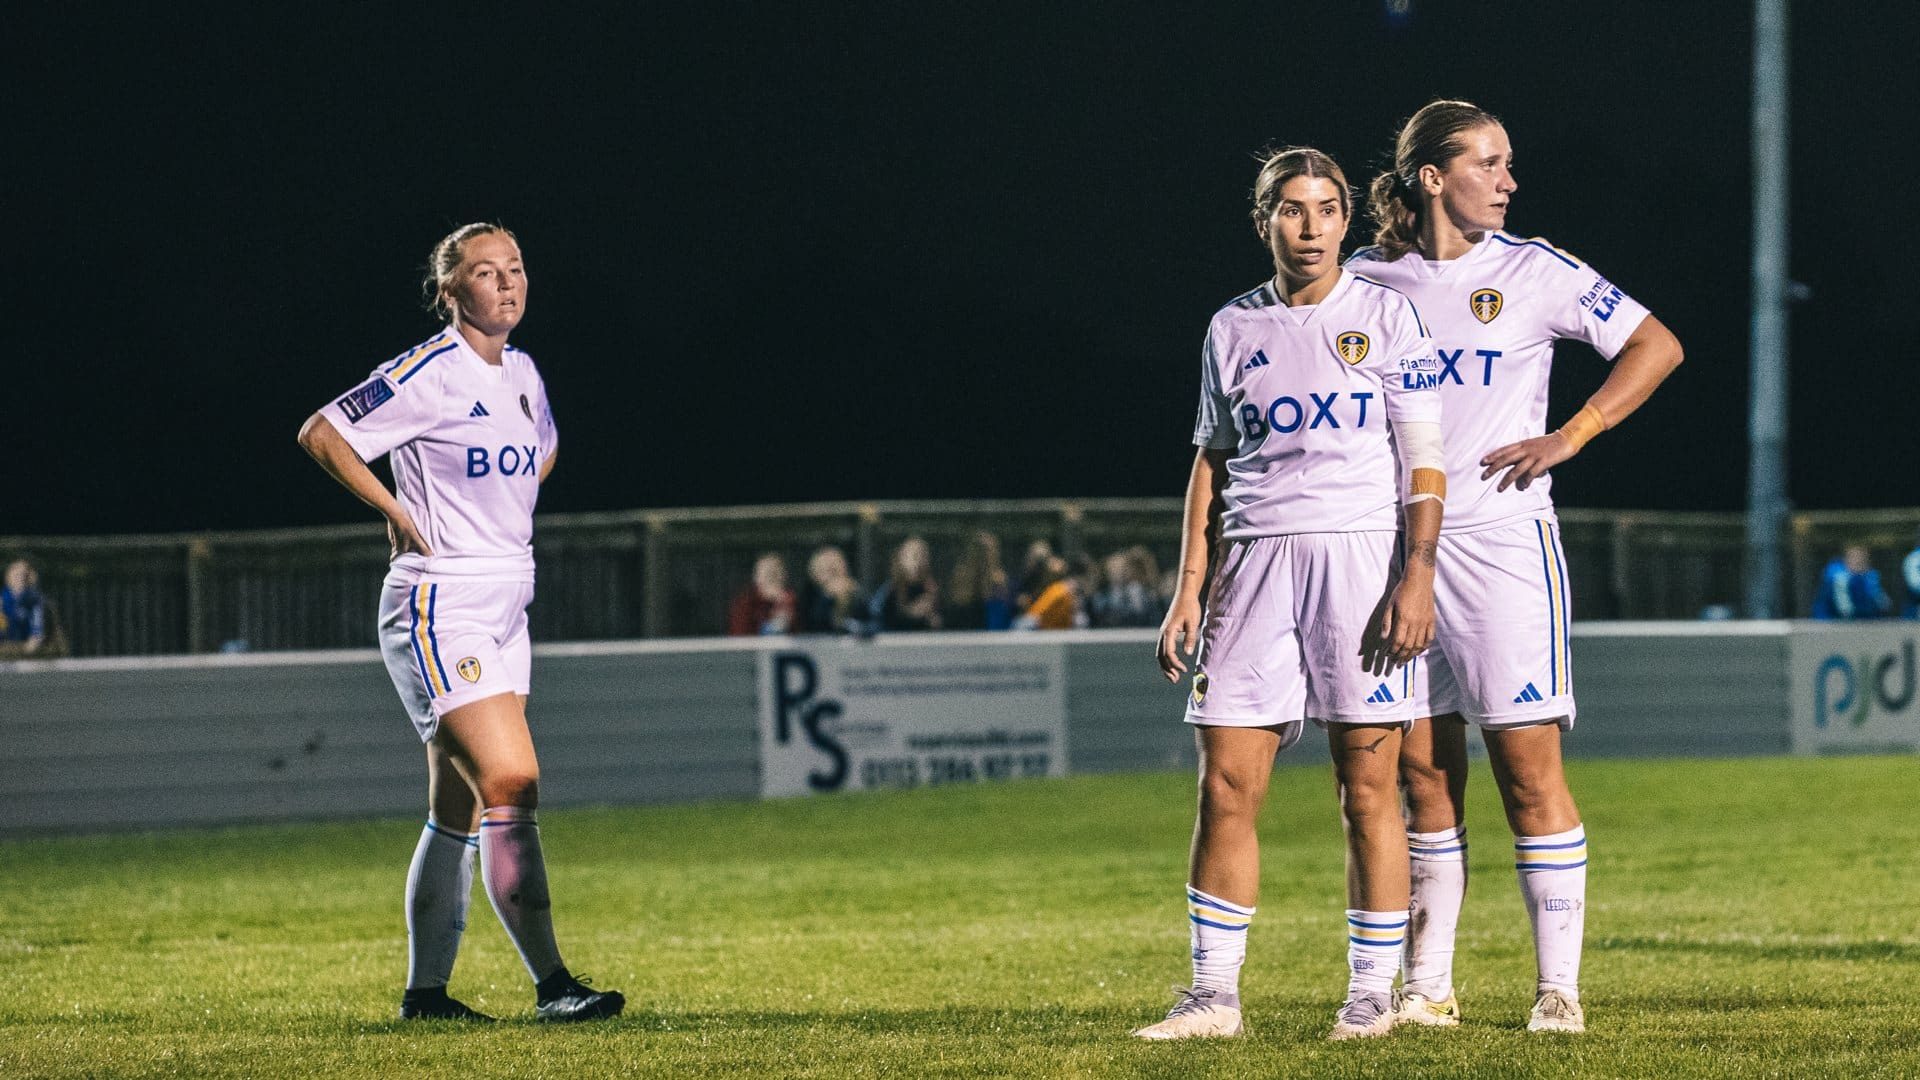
[457,657,483,683]
[1191,671,1209,708]
[1333,331,1369,366]
[1471,287,1503,324]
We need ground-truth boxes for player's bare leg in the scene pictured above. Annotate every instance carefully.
[437,693,624,1022]
[1328,723,1409,1039]
[1485,721,1587,1032]
[1134,724,1290,1040]
[1395,713,1469,1026]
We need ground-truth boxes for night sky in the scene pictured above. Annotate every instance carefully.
[13,2,1916,537]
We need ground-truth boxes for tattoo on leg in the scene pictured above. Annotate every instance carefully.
[1354,733,1390,754]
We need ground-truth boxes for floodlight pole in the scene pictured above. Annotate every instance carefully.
[1745,0,1792,617]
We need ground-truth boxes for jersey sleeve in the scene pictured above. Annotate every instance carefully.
[532,369,559,456]
[318,365,443,463]
[1374,302,1442,427]
[1542,250,1651,360]
[1192,324,1238,450]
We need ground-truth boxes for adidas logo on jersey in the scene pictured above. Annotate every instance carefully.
[469,402,490,418]
[1243,349,1270,370]
[1513,682,1544,704]
[1365,684,1395,705]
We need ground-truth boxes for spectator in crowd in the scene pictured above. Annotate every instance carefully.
[1811,545,1892,620]
[1904,530,1920,618]
[946,531,1013,630]
[1015,539,1057,613]
[797,545,865,634]
[0,558,51,656]
[1089,545,1162,628]
[869,536,942,632]
[1015,553,1080,630]
[727,552,796,635]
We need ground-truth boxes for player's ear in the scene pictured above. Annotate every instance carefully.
[1419,163,1444,197]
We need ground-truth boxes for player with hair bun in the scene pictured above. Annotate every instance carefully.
[297,223,624,1023]
[1351,100,1684,1034]
[1134,147,1447,1042]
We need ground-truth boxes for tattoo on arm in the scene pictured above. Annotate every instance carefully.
[1408,540,1437,568]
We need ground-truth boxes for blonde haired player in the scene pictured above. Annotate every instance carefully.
[1134,147,1447,1042]
[1351,100,1684,1033]
[297,223,623,1023]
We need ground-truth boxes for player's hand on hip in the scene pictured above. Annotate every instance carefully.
[1481,433,1578,492]
[386,511,435,560]
[1157,595,1202,682]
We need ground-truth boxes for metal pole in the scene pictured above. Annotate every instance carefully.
[1744,0,1791,617]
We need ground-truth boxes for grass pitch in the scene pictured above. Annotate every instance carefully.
[2,756,1918,1078]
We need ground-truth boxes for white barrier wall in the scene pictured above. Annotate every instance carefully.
[3,623,1908,835]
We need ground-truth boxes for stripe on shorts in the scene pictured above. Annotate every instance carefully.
[410,585,452,696]
[1535,521,1569,696]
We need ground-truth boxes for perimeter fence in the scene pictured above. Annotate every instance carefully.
[5,501,1916,658]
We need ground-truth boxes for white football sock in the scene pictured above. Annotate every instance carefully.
[1186,885,1253,999]
[405,820,476,990]
[479,806,565,983]
[1515,825,1587,998]
[1346,909,1408,999]
[1404,825,1467,999]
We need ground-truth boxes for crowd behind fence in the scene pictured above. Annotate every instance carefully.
[5,500,1919,659]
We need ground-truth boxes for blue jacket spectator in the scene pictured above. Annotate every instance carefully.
[1811,546,1892,620]
[1,559,49,653]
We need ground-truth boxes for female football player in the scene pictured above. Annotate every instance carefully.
[1134,147,1447,1042]
[1351,100,1684,1033]
[297,223,624,1023]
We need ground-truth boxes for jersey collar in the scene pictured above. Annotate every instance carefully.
[1266,266,1352,327]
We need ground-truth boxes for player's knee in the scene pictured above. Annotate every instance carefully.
[1339,774,1399,824]
[1198,765,1267,823]
[1399,755,1450,805]
[481,769,540,809]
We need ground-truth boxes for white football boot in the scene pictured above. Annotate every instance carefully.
[1391,986,1462,1027]
[1131,986,1243,1040]
[1527,988,1585,1033]
[1328,991,1396,1040]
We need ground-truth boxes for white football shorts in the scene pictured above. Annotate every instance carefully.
[378,579,534,742]
[1414,517,1576,729]
[1185,531,1416,735]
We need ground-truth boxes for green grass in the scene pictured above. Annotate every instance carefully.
[3,757,1918,1078]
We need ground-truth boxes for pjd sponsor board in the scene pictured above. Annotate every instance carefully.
[756,643,1068,798]
[1790,624,1919,753]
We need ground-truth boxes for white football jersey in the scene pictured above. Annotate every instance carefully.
[1194,270,1441,538]
[1348,231,1649,532]
[319,326,558,583]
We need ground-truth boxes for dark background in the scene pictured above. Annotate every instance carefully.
[12,2,1913,536]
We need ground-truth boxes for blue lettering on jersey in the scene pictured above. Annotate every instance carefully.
[465,445,540,478]
[1239,393,1377,441]
[1579,276,1625,322]
[1476,348,1502,385]
[336,378,394,423]
[1428,348,1505,387]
